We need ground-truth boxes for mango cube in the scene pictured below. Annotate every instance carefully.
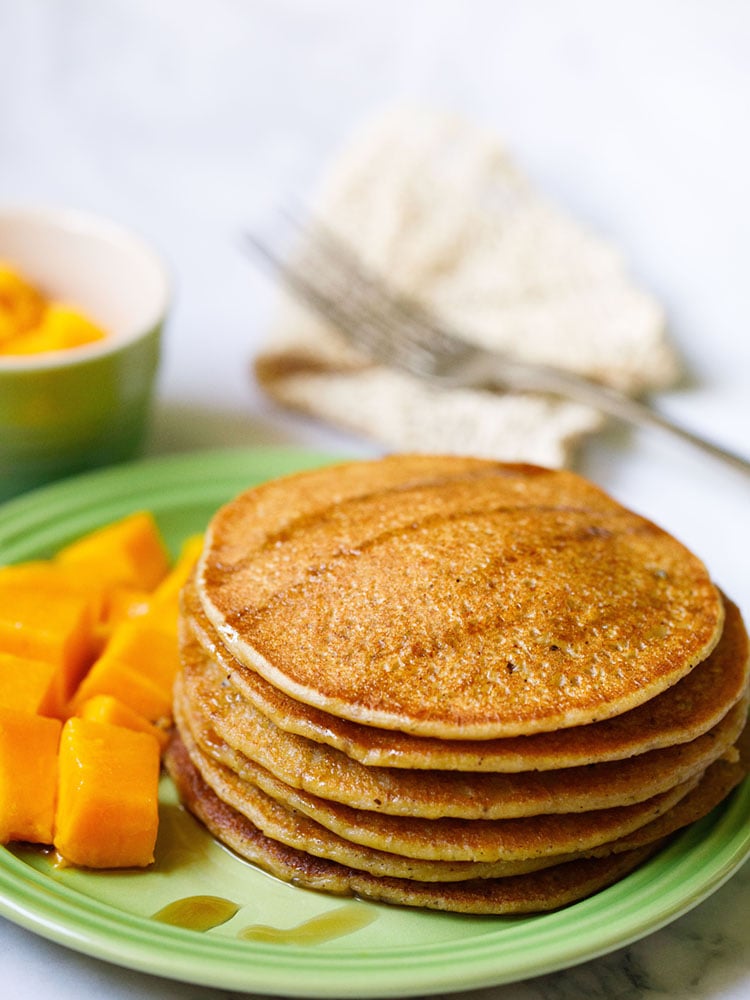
[150,534,204,608]
[54,717,160,868]
[0,263,45,344]
[0,708,61,844]
[102,586,152,627]
[56,511,170,593]
[0,559,106,619]
[0,651,57,715]
[0,585,95,717]
[0,303,106,355]
[71,621,179,721]
[77,694,169,750]
[92,585,153,653]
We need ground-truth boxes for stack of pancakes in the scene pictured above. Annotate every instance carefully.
[166,455,749,914]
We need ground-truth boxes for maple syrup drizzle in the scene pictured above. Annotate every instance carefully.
[152,895,240,931]
[238,902,376,945]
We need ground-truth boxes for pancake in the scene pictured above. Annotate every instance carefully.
[164,731,666,914]
[196,455,724,738]
[585,729,749,858]
[171,454,746,913]
[177,692,699,863]
[185,583,749,771]
[170,718,749,883]
[173,693,564,882]
[178,630,747,819]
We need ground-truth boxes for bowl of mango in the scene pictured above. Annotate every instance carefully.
[0,207,170,501]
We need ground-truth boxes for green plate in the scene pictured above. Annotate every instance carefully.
[0,447,749,997]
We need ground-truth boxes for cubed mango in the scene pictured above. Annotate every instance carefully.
[77,694,169,750]
[0,651,57,715]
[54,717,160,868]
[0,263,45,344]
[141,534,203,634]
[0,586,95,717]
[150,534,204,609]
[0,305,106,355]
[0,708,61,844]
[95,621,179,697]
[102,585,152,627]
[56,511,170,593]
[70,619,180,721]
[92,585,153,652]
[0,559,106,619]
[69,660,172,723]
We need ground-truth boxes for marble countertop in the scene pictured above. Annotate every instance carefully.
[2,2,749,998]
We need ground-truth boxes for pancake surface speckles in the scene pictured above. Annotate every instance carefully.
[196,455,724,738]
[184,581,749,772]
[178,624,745,819]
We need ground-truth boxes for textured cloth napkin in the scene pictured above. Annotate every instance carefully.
[255,108,681,467]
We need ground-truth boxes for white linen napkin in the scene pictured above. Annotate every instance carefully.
[255,108,680,467]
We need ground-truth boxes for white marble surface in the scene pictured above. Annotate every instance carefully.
[2,1,750,998]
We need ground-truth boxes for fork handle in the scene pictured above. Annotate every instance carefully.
[592,389,750,476]
[480,356,750,476]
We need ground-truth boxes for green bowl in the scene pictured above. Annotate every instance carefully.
[0,206,170,501]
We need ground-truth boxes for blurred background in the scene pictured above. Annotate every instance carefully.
[3,0,748,447]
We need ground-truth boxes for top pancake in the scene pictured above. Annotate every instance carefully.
[197,455,724,739]
[184,583,748,771]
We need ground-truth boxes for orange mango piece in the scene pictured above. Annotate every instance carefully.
[143,533,204,632]
[77,694,169,750]
[0,263,45,344]
[103,585,152,627]
[0,708,61,844]
[96,621,180,696]
[0,586,95,717]
[69,659,171,723]
[0,559,106,618]
[71,622,179,721]
[0,560,58,587]
[54,717,160,868]
[56,511,170,593]
[151,534,204,608]
[0,556,172,637]
[0,651,57,715]
[92,585,153,653]
[0,303,107,356]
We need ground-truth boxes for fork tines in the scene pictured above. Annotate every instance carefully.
[245,210,472,380]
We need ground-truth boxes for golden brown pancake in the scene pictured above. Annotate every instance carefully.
[164,731,666,914]
[172,695,749,884]
[196,456,724,738]
[171,454,747,914]
[193,729,743,880]
[172,672,748,881]
[586,746,749,857]
[173,694,564,882]
[177,697,699,864]
[178,630,746,819]
[185,583,749,771]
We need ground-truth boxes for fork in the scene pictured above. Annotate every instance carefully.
[246,212,750,476]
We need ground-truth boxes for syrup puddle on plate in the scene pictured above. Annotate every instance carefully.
[152,895,240,931]
[238,902,376,945]
[151,896,376,945]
